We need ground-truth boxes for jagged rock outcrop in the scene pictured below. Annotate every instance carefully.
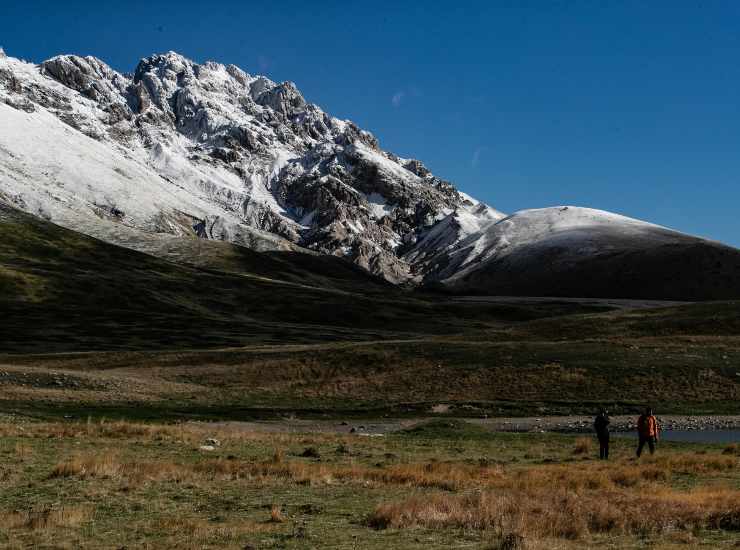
[0,49,501,283]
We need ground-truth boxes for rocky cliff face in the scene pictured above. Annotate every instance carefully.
[0,50,502,283]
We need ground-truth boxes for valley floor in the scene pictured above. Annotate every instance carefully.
[0,417,737,549]
[204,415,740,437]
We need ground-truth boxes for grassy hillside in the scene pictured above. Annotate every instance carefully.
[1,203,739,417]
[121,232,397,295]
[1,203,570,352]
[2,304,739,418]
[447,231,740,301]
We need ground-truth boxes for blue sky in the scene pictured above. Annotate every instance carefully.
[2,1,739,246]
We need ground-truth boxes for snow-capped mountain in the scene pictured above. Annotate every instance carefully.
[416,206,676,282]
[0,48,502,283]
[435,206,740,299]
[1,48,738,298]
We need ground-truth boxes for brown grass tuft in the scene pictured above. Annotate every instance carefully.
[14,442,32,460]
[49,451,123,479]
[368,451,740,541]
[49,452,189,486]
[271,448,285,464]
[270,505,285,523]
[194,456,504,490]
[152,515,280,547]
[573,437,592,455]
[1,504,93,530]
[369,483,740,539]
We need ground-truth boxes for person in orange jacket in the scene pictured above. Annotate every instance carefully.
[636,406,660,457]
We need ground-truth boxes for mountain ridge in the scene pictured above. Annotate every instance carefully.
[0,48,501,284]
[1,48,739,299]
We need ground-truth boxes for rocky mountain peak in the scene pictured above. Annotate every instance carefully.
[40,54,128,102]
[0,50,503,283]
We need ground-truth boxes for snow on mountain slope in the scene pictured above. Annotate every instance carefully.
[0,101,294,252]
[440,206,673,281]
[436,206,740,300]
[402,199,505,276]
[2,48,738,298]
[401,206,615,281]
[0,49,497,282]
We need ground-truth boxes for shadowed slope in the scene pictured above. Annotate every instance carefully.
[0,203,508,352]
[3,203,610,354]
[438,207,740,300]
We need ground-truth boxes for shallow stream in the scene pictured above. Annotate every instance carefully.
[614,430,739,444]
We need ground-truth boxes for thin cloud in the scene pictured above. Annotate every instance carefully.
[471,147,486,168]
[391,86,422,108]
[391,91,405,108]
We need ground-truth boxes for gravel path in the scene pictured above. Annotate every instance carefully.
[468,415,740,433]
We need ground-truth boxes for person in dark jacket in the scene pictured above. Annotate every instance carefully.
[594,408,610,459]
[636,407,660,457]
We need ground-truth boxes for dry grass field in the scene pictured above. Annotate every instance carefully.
[0,417,737,549]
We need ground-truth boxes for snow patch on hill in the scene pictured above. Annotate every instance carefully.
[439,206,684,282]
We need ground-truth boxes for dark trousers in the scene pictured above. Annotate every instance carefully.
[636,436,656,457]
[597,433,609,459]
